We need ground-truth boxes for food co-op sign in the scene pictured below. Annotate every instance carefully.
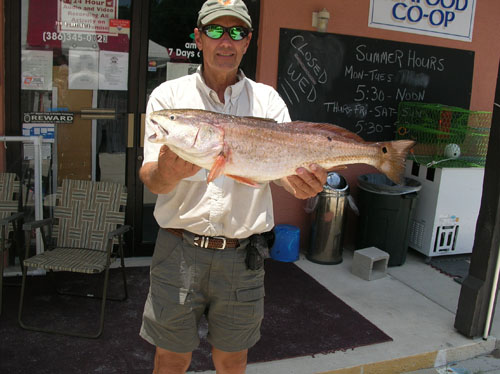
[369,0,476,42]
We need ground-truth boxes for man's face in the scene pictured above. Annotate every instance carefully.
[195,16,252,75]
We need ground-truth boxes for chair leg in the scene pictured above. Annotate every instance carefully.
[18,266,111,339]
[96,266,111,338]
[17,263,29,329]
[0,229,6,317]
[0,249,4,318]
[120,261,128,301]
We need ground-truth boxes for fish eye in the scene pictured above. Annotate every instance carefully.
[169,115,175,120]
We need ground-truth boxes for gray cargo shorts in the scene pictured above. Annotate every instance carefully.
[140,228,265,353]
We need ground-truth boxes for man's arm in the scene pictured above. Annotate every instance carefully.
[274,163,327,200]
[139,145,201,195]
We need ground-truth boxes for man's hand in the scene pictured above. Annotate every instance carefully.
[278,164,328,199]
[140,145,201,194]
[157,145,201,181]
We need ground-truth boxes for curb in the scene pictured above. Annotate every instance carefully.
[316,338,496,374]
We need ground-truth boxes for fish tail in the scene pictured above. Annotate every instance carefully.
[374,140,416,184]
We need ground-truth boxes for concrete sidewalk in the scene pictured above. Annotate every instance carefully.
[194,249,499,374]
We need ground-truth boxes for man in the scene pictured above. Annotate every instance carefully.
[139,1,327,373]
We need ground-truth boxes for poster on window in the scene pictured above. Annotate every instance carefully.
[58,0,118,34]
[69,49,99,89]
[166,62,200,81]
[27,0,129,52]
[21,50,53,91]
[98,50,128,90]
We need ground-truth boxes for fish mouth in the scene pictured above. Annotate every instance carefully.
[148,118,169,142]
[151,119,169,137]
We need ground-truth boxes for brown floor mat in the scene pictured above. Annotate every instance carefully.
[0,260,392,373]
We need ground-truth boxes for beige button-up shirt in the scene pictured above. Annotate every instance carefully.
[143,68,291,238]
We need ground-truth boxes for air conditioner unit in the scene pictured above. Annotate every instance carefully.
[405,161,484,257]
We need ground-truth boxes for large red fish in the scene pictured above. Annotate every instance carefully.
[148,109,415,187]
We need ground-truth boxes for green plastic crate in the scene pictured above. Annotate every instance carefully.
[396,102,491,168]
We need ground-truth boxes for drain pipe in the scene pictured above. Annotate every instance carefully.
[483,243,500,339]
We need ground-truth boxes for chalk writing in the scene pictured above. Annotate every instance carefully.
[279,35,329,105]
[277,29,474,141]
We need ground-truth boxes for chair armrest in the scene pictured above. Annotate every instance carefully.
[23,218,53,231]
[0,212,24,226]
[107,225,131,239]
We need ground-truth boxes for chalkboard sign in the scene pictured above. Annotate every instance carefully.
[277,28,475,141]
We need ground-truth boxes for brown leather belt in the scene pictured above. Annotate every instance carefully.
[164,228,239,250]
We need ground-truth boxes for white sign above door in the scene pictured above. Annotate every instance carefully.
[368,0,476,42]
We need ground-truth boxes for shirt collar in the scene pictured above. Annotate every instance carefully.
[195,66,247,103]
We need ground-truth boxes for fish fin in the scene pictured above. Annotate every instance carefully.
[227,174,261,188]
[243,116,277,123]
[326,165,348,171]
[207,154,227,183]
[374,140,416,184]
[289,121,366,142]
[207,143,231,183]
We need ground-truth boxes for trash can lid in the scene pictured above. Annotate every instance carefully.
[324,172,349,192]
[357,173,421,195]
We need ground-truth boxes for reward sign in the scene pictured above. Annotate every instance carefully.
[369,0,476,42]
[24,112,74,124]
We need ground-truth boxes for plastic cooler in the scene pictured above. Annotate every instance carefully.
[270,224,300,262]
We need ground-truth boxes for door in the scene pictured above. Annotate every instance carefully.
[7,0,135,253]
[4,0,260,257]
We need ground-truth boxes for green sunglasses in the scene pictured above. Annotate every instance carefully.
[201,24,251,41]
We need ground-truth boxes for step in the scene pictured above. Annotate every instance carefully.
[315,338,496,374]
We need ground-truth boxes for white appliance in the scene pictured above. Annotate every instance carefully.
[405,161,484,257]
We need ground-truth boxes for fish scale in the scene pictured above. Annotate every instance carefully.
[223,124,377,177]
[148,109,415,186]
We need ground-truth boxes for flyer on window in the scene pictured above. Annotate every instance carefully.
[98,50,128,90]
[21,50,53,90]
[68,50,99,90]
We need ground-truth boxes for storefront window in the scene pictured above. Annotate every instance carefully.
[21,0,132,189]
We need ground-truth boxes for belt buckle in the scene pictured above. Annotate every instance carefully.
[194,235,227,250]
[213,236,227,250]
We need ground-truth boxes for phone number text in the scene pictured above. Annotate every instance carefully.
[42,32,108,43]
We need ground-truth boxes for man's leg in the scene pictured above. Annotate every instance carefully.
[212,347,248,374]
[153,346,192,374]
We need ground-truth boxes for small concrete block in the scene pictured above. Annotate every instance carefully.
[352,247,390,281]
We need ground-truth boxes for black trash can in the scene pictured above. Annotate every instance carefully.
[307,172,349,265]
[356,173,421,266]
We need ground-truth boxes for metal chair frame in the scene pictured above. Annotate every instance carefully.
[17,179,130,338]
[0,172,24,317]
[0,212,24,316]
